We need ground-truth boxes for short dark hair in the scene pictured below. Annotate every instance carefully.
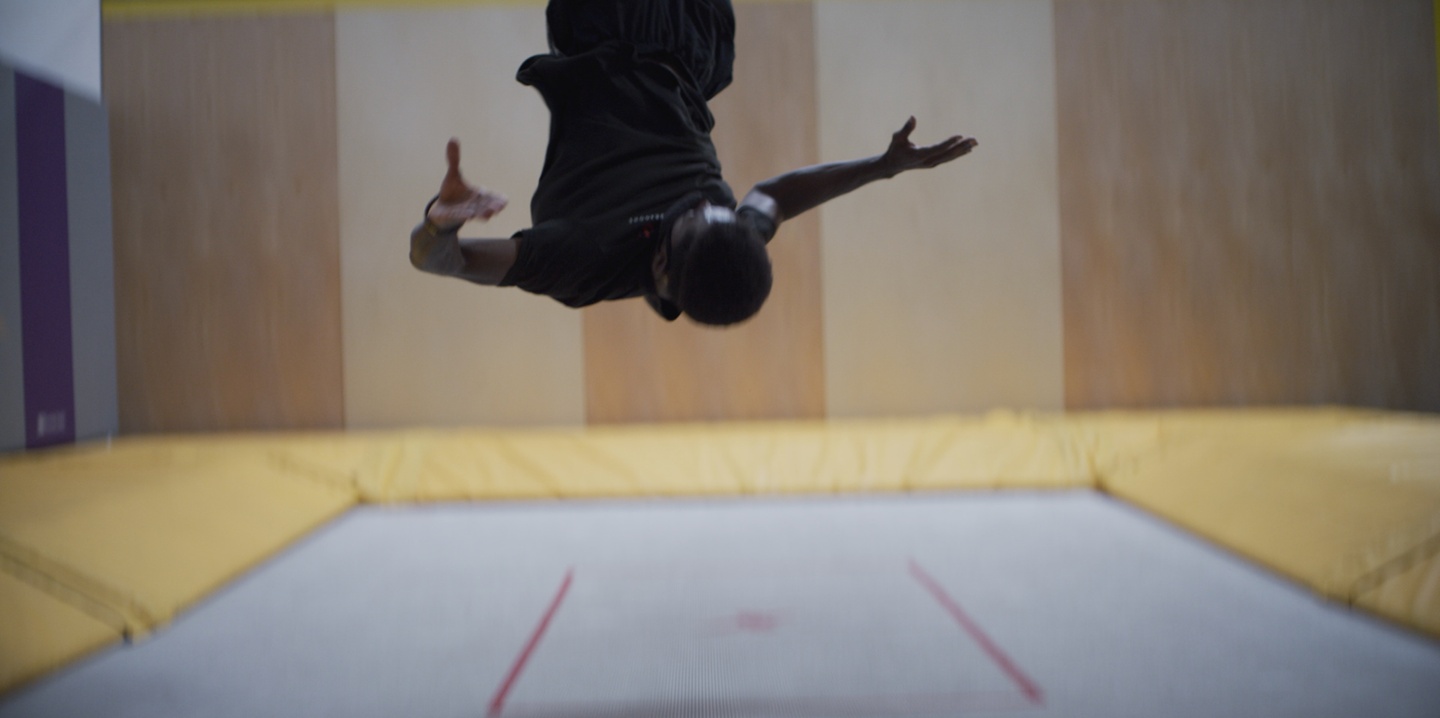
[674,220,772,326]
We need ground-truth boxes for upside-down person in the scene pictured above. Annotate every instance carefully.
[410,0,977,327]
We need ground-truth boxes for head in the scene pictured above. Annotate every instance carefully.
[655,202,772,327]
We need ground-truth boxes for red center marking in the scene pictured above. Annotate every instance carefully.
[734,610,779,632]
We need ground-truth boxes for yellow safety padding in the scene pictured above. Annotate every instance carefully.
[1098,408,1440,638]
[1355,545,1440,638]
[0,569,120,696]
[286,414,1097,503]
[0,436,358,639]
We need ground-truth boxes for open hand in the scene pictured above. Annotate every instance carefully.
[428,138,508,228]
[881,117,977,175]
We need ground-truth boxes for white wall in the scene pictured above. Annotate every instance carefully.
[0,0,101,102]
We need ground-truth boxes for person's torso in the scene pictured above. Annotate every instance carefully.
[505,43,735,310]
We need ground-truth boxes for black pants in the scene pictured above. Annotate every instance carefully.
[545,0,736,101]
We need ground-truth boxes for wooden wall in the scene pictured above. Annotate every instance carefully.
[332,6,583,429]
[104,15,344,432]
[816,0,1065,417]
[582,2,826,424]
[99,0,1440,433]
[1056,0,1440,411]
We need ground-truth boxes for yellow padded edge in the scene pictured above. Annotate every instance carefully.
[0,437,359,639]
[0,570,120,696]
[1097,408,1440,638]
[1355,545,1440,638]
[287,413,1099,503]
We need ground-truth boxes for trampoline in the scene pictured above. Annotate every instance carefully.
[2,410,1439,717]
[3,492,1440,718]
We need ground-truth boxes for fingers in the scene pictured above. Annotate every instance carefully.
[933,135,975,150]
[446,138,461,172]
[927,136,966,153]
[893,116,917,143]
[439,138,470,203]
[475,189,509,220]
[894,118,978,162]
[921,135,977,165]
[431,135,507,225]
[934,140,976,166]
[428,188,508,226]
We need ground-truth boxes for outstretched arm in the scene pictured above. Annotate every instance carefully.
[409,139,517,286]
[742,117,977,224]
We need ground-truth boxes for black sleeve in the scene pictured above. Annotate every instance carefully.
[498,219,579,290]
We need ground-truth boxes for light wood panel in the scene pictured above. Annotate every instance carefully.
[334,7,584,429]
[1057,0,1440,412]
[581,2,825,424]
[105,15,344,432]
[816,0,1064,417]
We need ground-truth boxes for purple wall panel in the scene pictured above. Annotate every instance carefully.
[15,72,75,448]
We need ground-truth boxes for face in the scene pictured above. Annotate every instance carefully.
[653,201,737,300]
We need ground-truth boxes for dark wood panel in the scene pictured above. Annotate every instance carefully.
[1057,0,1440,411]
[104,15,344,432]
[582,2,825,424]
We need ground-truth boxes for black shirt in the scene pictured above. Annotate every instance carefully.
[498,41,773,320]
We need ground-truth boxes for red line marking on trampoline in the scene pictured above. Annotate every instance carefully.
[488,568,574,718]
[908,559,1044,704]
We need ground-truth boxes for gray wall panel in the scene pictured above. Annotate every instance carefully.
[0,0,102,102]
[0,66,25,452]
[65,90,116,442]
